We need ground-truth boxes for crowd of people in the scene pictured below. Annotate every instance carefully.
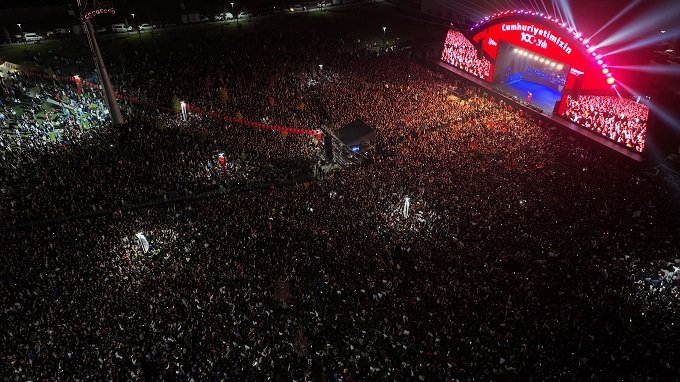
[562,94,649,152]
[440,29,491,80]
[1,16,679,382]
[524,66,567,88]
[0,70,109,154]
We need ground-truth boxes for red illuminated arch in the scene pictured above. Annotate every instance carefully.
[468,10,615,92]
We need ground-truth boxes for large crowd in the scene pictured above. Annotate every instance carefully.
[441,29,491,80]
[0,71,109,154]
[562,94,649,152]
[1,16,679,382]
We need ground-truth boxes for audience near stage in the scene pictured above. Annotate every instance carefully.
[562,94,649,152]
[524,66,567,88]
[1,22,679,382]
[441,29,491,80]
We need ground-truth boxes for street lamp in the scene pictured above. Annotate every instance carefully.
[17,23,24,44]
[131,13,138,33]
[231,2,237,24]
[382,26,386,43]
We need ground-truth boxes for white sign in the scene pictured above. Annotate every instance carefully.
[502,23,572,55]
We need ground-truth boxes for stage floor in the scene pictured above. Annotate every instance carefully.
[500,77,562,114]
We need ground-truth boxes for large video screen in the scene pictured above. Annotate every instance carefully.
[441,29,491,80]
[561,95,649,153]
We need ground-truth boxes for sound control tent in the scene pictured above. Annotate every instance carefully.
[337,119,376,150]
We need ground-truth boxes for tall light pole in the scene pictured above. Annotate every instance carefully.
[77,0,124,125]
[231,2,237,25]
[382,26,386,48]
[17,23,25,44]
[131,13,138,33]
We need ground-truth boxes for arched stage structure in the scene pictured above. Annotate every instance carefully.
[440,10,651,155]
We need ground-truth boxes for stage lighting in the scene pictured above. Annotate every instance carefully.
[557,64,564,70]
[602,68,609,74]
[529,54,534,59]
[606,77,615,85]
[545,60,551,65]
[513,48,518,53]
[550,62,556,67]
[597,60,603,65]
[539,58,545,63]
[534,56,539,60]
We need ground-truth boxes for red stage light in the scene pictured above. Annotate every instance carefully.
[606,77,615,85]
[602,68,609,74]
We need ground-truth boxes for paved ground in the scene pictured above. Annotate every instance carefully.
[0,2,447,74]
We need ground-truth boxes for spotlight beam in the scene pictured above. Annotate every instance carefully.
[603,27,680,56]
[551,0,566,27]
[525,0,539,13]
[616,80,679,133]
[609,64,680,77]
[588,0,643,41]
[595,6,680,49]
[540,1,551,18]
[487,0,505,14]
[555,0,576,30]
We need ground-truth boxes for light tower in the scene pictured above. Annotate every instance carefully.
[77,0,124,125]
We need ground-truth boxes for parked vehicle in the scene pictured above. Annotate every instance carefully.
[22,33,44,42]
[46,28,68,38]
[137,23,156,31]
[214,12,234,21]
[111,23,132,33]
[237,11,252,18]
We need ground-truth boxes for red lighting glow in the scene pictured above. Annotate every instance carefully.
[606,77,615,85]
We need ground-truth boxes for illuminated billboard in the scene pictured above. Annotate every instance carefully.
[439,10,648,153]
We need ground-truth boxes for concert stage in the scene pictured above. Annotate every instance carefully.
[439,9,651,158]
